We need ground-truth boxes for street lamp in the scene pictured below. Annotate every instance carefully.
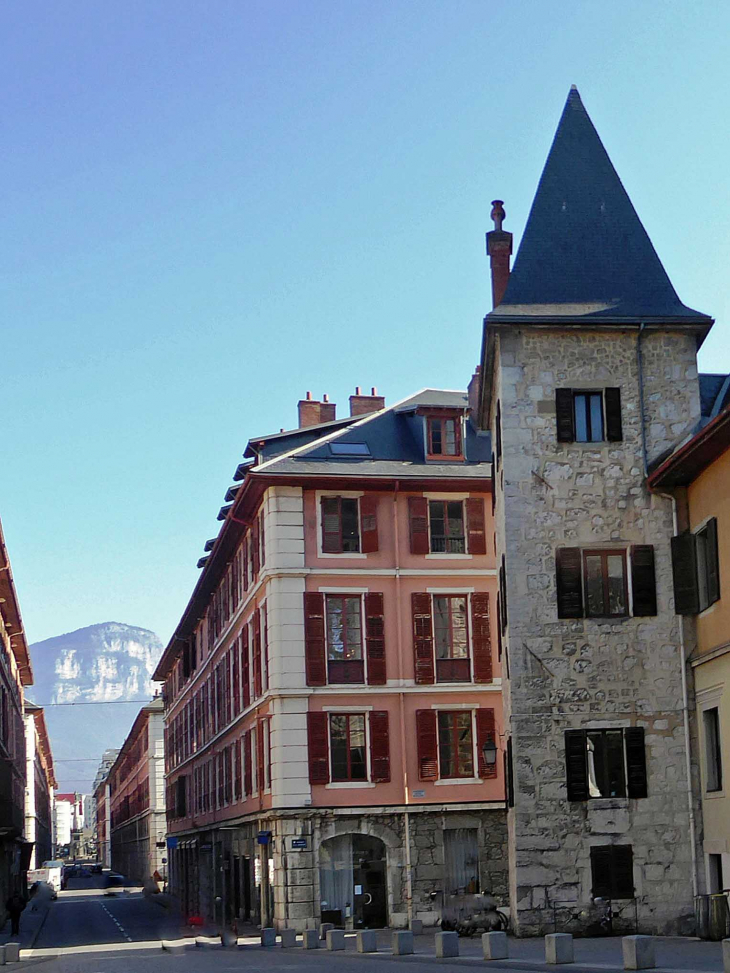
[481,738,498,768]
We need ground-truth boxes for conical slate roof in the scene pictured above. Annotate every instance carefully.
[488,87,710,323]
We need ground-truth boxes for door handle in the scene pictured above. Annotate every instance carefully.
[363,893,372,905]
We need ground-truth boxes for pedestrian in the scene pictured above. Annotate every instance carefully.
[5,891,25,937]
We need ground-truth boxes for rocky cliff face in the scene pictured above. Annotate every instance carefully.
[29,622,164,793]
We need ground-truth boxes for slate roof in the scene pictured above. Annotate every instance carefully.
[254,389,491,480]
[699,373,730,419]
[487,87,712,325]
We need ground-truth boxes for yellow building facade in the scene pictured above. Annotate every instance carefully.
[650,403,730,898]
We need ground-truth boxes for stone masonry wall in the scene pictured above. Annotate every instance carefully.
[492,326,703,936]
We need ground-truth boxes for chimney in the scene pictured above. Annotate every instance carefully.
[297,391,337,428]
[349,386,385,417]
[319,393,336,423]
[467,365,481,415]
[486,200,513,308]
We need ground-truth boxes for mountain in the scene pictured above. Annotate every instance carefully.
[28,622,164,794]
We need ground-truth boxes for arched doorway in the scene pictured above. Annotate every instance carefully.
[319,834,388,928]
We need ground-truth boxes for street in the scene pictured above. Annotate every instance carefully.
[12,877,727,973]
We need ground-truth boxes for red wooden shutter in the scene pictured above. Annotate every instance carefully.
[466,498,487,555]
[307,712,330,784]
[416,710,438,780]
[262,604,269,692]
[365,592,387,685]
[360,495,379,553]
[257,720,265,793]
[556,548,584,618]
[232,638,240,715]
[253,608,262,698]
[408,497,430,555]
[243,537,249,591]
[476,708,498,779]
[471,592,493,683]
[251,521,260,577]
[412,593,435,684]
[241,626,250,708]
[304,592,327,686]
[244,731,252,796]
[234,740,242,801]
[369,711,391,782]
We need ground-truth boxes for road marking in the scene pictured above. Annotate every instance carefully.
[100,902,133,942]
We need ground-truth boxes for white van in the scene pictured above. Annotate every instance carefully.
[41,860,65,894]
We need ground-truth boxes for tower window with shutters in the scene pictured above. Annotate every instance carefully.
[565,727,648,801]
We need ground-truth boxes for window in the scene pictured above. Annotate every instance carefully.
[429,500,466,554]
[434,595,470,682]
[330,714,367,782]
[583,550,628,617]
[703,707,723,792]
[556,546,656,620]
[590,845,634,899]
[330,442,371,456]
[555,387,622,444]
[321,497,360,553]
[574,392,604,442]
[326,595,364,684]
[438,711,474,779]
[565,727,647,801]
[672,519,720,615]
[427,416,462,458]
[444,828,480,894]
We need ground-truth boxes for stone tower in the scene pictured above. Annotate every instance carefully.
[477,88,713,935]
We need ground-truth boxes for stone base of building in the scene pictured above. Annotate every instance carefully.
[168,803,507,932]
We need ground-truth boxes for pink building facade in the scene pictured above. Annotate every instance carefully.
[155,387,507,931]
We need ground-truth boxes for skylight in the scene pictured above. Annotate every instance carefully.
[329,442,371,456]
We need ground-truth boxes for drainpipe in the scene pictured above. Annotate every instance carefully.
[636,323,649,476]
[393,481,414,924]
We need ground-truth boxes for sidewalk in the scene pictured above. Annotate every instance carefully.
[0,886,54,950]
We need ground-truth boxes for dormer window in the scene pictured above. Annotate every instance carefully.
[426,414,463,459]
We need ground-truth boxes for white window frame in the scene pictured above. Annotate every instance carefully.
[324,709,375,789]
[320,588,368,686]
[433,707,482,785]
[315,490,367,559]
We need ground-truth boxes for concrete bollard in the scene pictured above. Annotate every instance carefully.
[410,918,423,935]
[435,931,459,958]
[722,939,730,973]
[280,928,298,947]
[545,933,574,964]
[392,930,414,955]
[326,929,345,951]
[260,928,276,947]
[622,935,655,970]
[357,930,377,953]
[4,944,19,964]
[303,929,320,949]
[0,945,6,966]
[483,931,509,960]
[222,929,238,947]
[319,921,334,940]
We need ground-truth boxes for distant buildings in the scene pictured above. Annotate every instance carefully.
[93,749,120,868]
[23,702,57,868]
[53,794,74,849]
[106,698,166,885]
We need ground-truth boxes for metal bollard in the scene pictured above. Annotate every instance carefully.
[483,931,509,960]
[622,935,655,970]
[545,933,574,964]
[435,931,459,958]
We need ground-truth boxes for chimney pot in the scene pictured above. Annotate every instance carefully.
[355,386,361,395]
[306,391,312,400]
[371,386,377,395]
[467,365,482,416]
[323,393,329,403]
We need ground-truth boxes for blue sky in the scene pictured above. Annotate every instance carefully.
[3,0,729,653]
